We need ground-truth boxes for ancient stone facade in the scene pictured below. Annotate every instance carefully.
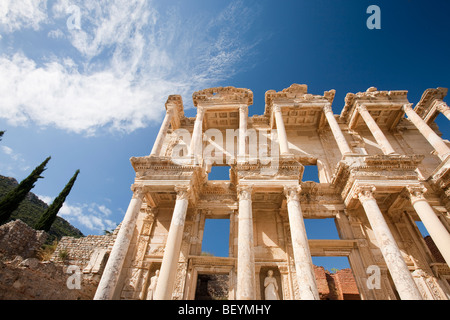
[94,84,450,300]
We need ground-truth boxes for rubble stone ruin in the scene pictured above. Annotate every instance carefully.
[94,84,450,300]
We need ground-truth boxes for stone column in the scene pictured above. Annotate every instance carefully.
[357,104,397,155]
[403,103,450,161]
[153,185,190,300]
[435,101,450,121]
[284,186,320,300]
[355,185,422,300]
[236,185,256,300]
[150,108,174,156]
[323,103,353,156]
[407,185,450,267]
[94,186,145,300]
[190,106,206,163]
[238,105,248,163]
[273,105,290,155]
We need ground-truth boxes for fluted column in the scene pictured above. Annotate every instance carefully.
[323,103,353,156]
[190,106,206,163]
[150,108,174,156]
[357,104,397,155]
[236,185,255,300]
[273,105,290,155]
[153,185,190,300]
[355,185,422,300]
[403,103,450,161]
[94,186,144,300]
[407,185,450,266]
[284,186,319,300]
[238,105,248,163]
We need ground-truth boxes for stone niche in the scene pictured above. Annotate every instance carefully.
[258,266,283,300]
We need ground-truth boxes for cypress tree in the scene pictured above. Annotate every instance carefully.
[0,156,51,225]
[34,169,80,232]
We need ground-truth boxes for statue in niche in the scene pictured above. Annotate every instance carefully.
[145,270,159,300]
[264,270,279,300]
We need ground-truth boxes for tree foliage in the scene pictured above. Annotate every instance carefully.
[34,169,80,232]
[0,156,51,225]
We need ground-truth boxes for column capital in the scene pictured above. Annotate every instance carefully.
[165,104,176,114]
[239,104,248,112]
[272,104,281,113]
[131,184,145,199]
[353,185,376,202]
[406,185,427,205]
[356,103,368,112]
[322,103,333,113]
[196,105,206,116]
[174,185,191,200]
[283,185,301,203]
[402,103,414,111]
[237,184,253,201]
[435,100,449,112]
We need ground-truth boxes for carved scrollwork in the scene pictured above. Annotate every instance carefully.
[174,185,191,201]
[283,185,301,203]
[272,104,281,113]
[353,185,376,202]
[406,185,427,205]
[131,184,145,199]
[322,103,333,114]
[237,184,253,201]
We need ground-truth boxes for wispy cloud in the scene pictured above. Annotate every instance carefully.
[0,0,259,135]
[0,0,48,33]
[37,194,118,233]
[0,145,30,175]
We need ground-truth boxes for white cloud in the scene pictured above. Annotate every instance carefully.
[36,194,54,205]
[37,194,117,234]
[0,145,30,172]
[0,0,259,135]
[0,0,48,33]
[1,145,13,155]
[58,201,118,233]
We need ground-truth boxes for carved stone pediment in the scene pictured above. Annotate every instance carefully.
[192,86,253,107]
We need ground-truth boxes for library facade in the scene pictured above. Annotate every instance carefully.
[94,84,450,300]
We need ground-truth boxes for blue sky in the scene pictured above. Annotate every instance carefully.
[0,1,448,271]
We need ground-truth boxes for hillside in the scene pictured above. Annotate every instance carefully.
[0,175,84,241]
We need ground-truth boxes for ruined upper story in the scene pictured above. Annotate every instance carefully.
[139,84,449,187]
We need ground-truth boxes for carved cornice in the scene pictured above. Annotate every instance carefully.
[192,86,253,107]
[264,84,334,117]
[340,87,409,122]
[413,87,448,119]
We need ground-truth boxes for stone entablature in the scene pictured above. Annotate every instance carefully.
[94,84,450,300]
